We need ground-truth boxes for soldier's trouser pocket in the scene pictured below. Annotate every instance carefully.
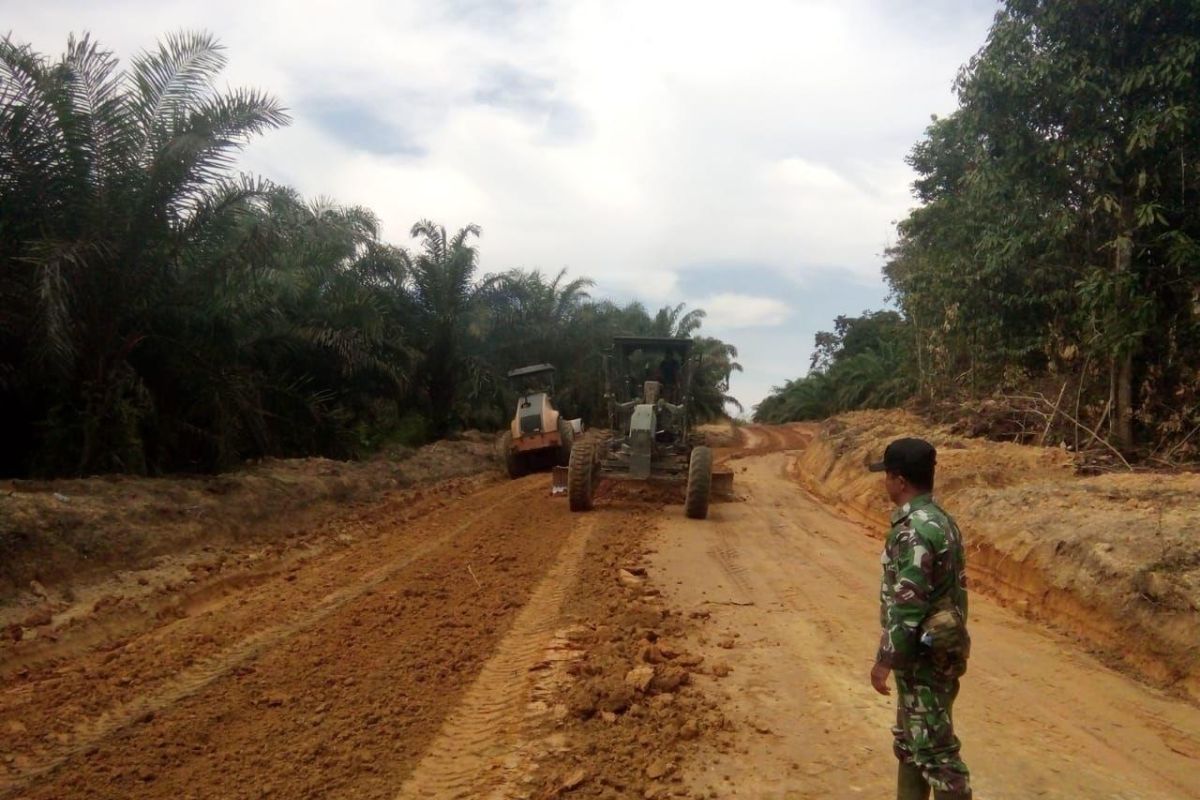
[892,673,971,796]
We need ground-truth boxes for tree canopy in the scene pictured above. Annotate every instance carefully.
[759,1,1200,458]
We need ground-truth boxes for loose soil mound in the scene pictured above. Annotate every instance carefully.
[696,420,739,449]
[0,435,496,608]
[530,510,726,799]
[794,410,1200,702]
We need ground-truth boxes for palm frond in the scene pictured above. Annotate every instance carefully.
[19,238,110,372]
[0,37,67,200]
[129,30,227,162]
[58,33,132,195]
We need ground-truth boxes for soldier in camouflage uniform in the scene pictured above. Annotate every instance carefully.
[868,438,972,800]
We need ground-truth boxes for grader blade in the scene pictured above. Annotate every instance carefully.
[712,467,734,497]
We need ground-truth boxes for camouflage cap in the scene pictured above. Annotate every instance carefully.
[868,437,936,483]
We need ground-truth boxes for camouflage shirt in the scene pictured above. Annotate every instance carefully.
[877,494,969,670]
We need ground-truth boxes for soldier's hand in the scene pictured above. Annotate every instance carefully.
[870,662,891,696]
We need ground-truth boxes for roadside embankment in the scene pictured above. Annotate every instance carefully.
[792,410,1200,702]
[0,435,496,609]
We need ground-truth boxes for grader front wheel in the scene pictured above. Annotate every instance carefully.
[567,442,596,512]
[685,445,713,519]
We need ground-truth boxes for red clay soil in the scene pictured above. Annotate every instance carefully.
[1,473,571,799]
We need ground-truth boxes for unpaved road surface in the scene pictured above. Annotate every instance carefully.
[657,425,1200,799]
[3,426,1198,799]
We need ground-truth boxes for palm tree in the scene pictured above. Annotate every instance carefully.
[0,31,751,475]
[0,31,288,473]
[651,303,706,338]
[407,220,495,434]
[491,268,593,327]
[691,337,743,420]
[471,268,596,424]
[485,268,593,360]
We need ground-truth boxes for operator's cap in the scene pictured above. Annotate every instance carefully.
[868,437,936,477]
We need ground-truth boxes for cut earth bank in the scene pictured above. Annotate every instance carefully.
[792,410,1200,703]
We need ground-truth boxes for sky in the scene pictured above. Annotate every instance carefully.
[6,0,1000,415]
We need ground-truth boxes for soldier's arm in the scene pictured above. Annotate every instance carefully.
[876,528,934,669]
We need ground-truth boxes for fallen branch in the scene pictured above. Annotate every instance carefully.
[467,564,481,590]
[1164,420,1200,461]
[1038,382,1068,446]
[1086,396,1113,451]
[998,392,1132,470]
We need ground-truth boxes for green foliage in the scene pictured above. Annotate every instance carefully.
[689,336,743,421]
[0,32,740,477]
[755,312,914,423]
[764,1,1200,453]
[887,0,1200,450]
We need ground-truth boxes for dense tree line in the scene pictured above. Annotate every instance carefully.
[754,311,913,424]
[0,32,740,477]
[759,0,1200,457]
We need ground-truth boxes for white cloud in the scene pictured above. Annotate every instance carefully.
[695,294,790,330]
[10,0,998,408]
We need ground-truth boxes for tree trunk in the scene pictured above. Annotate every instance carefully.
[1113,208,1135,451]
[1116,349,1134,450]
[912,310,926,400]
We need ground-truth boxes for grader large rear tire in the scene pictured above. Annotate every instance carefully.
[568,441,595,512]
[685,445,713,519]
[501,430,525,479]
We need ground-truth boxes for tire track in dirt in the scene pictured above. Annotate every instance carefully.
[731,424,812,456]
[397,516,596,799]
[729,483,881,783]
[0,480,543,798]
[707,532,756,607]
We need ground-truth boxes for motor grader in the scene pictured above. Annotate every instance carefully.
[557,336,732,519]
[499,364,581,479]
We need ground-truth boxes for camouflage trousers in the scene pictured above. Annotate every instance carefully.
[893,669,971,796]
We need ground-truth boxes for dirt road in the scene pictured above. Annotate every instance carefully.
[656,425,1200,799]
[2,425,1198,799]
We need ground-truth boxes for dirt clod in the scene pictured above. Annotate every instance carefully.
[21,607,53,628]
[625,665,655,693]
[618,569,645,589]
[649,666,689,693]
[559,768,587,793]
